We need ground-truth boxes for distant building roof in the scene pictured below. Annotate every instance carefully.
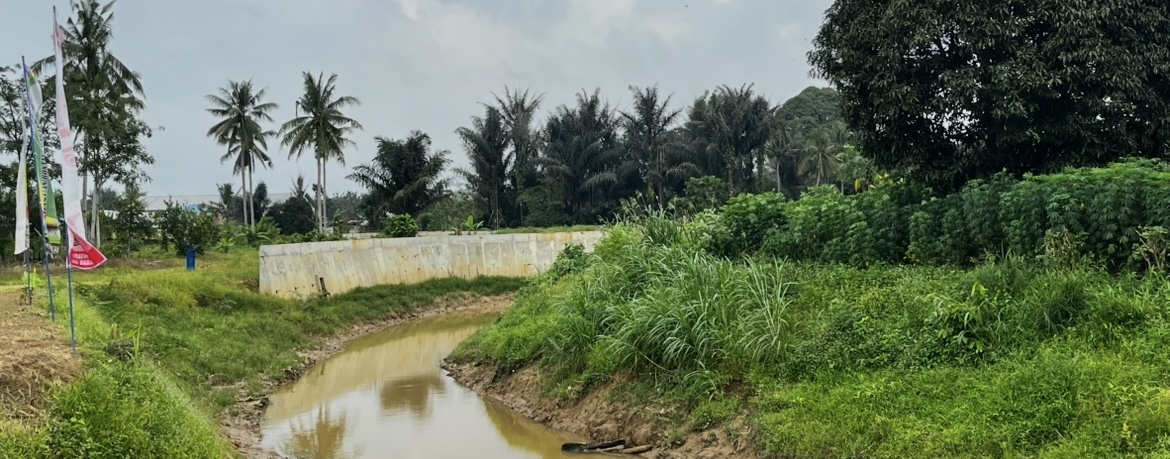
[143,193,292,212]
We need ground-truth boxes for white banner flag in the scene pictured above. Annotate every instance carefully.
[14,128,29,255]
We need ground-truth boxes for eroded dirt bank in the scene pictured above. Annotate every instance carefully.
[442,361,759,459]
[0,289,82,423]
[221,294,514,459]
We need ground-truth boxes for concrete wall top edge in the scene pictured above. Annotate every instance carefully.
[260,231,604,254]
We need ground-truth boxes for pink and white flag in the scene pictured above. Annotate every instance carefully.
[53,7,104,270]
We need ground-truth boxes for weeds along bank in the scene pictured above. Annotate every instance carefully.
[451,160,1170,458]
[0,250,524,459]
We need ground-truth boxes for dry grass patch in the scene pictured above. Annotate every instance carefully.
[0,290,81,422]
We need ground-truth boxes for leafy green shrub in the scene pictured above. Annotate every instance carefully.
[712,159,1170,272]
[708,192,786,258]
[549,243,588,279]
[669,175,730,215]
[235,217,282,247]
[154,201,221,256]
[382,214,419,238]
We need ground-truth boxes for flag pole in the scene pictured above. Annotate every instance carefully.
[21,55,56,322]
[62,220,76,353]
[24,250,32,305]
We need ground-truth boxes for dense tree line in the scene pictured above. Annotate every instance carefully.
[205,75,860,232]
[355,84,858,230]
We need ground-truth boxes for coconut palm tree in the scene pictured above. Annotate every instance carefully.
[800,126,841,186]
[621,85,695,207]
[455,106,510,228]
[280,72,363,233]
[34,0,146,241]
[347,131,450,221]
[205,80,278,227]
[35,1,142,101]
[491,87,543,221]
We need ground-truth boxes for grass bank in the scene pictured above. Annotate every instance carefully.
[1,249,525,458]
[451,217,1170,458]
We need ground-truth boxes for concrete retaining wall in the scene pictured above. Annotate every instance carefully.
[259,231,605,299]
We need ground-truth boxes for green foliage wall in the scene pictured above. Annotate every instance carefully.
[712,159,1170,271]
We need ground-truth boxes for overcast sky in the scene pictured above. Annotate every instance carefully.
[1,0,832,198]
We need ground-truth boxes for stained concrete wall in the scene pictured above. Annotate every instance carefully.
[259,231,604,299]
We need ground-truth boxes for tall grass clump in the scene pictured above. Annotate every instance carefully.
[456,215,802,399]
[39,358,231,459]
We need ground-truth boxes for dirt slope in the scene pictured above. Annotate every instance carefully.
[0,289,82,423]
[444,362,759,459]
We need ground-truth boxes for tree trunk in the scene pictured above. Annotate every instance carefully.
[313,158,319,232]
[81,173,88,234]
[756,150,766,193]
[247,165,256,228]
[240,173,248,226]
[655,146,662,209]
[322,159,328,233]
[775,155,782,194]
[91,178,103,248]
[78,137,88,236]
[93,181,103,249]
[316,158,325,233]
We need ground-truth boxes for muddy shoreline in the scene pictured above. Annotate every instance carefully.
[220,293,514,459]
[441,362,758,459]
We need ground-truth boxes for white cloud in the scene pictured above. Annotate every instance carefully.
[397,0,423,20]
[643,13,692,44]
[551,0,636,48]
[775,22,801,39]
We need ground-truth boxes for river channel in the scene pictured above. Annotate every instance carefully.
[259,310,587,459]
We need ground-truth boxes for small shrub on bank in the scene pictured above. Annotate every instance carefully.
[383,214,419,238]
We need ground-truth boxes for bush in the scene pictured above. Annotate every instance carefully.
[382,214,419,238]
[707,159,1170,272]
[708,192,786,258]
[154,201,220,256]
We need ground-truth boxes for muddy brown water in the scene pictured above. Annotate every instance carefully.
[260,310,590,459]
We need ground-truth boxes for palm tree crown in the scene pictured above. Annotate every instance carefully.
[280,71,362,232]
[206,80,278,227]
[347,131,450,220]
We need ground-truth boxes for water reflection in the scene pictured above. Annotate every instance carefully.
[379,374,445,420]
[260,310,588,459]
[283,406,361,459]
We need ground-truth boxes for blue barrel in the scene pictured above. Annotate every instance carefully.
[186,245,196,271]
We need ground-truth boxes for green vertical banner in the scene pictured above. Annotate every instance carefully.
[22,64,61,246]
